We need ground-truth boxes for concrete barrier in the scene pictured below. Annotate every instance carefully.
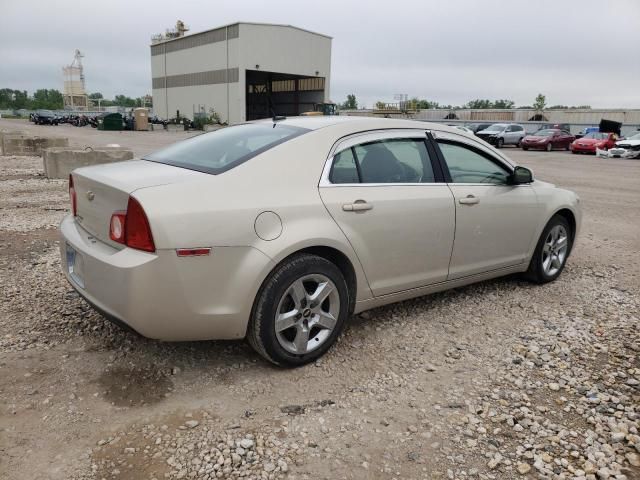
[2,134,68,156]
[42,147,134,179]
[0,129,27,154]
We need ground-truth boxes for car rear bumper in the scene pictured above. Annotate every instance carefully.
[571,144,596,153]
[59,215,274,341]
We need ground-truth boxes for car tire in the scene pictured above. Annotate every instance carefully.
[524,214,573,284]
[522,146,528,151]
[496,138,504,149]
[247,253,350,367]
[546,143,553,152]
[516,138,523,148]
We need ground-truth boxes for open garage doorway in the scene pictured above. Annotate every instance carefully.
[246,70,326,120]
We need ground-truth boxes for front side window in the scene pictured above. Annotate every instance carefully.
[144,123,309,174]
[438,141,510,184]
[330,138,435,184]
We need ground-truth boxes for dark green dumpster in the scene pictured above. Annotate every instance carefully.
[97,113,123,131]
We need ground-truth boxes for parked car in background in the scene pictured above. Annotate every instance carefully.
[575,127,599,140]
[604,132,640,159]
[60,117,581,366]
[476,123,526,148]
[465,123,494,135]
[535,123,571,134]
[571,132,617,154]
[32,110,59,125]
[521,129,575,152]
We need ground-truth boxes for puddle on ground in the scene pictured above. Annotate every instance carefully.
[97,366,173,407]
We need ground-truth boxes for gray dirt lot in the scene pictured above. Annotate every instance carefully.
[0,119,638,480]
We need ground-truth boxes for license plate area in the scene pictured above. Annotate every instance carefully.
[66,243,85,288]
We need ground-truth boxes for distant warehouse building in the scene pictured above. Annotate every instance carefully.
[150,22,332,123]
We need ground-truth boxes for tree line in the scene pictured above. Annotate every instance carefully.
[340,93,591,111]
[0,88,151,110]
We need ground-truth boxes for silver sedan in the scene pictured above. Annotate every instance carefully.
[60,117,581,366]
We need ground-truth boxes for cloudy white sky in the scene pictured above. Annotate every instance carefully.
[2,0,639,108]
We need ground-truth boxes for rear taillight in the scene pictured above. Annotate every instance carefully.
[108,196,155,253]
[69,174,77,216]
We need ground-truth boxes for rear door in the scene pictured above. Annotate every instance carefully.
[319,130,455,296]
[505,125,518,145]
[431,131,539,279]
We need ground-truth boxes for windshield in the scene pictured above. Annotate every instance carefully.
[626,133,640,141]
[583,132,608,140]
[533,129,556,137]
[144,123,310,175]
[485,123,507,131]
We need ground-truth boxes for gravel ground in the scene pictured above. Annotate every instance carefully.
[0,130,638,480]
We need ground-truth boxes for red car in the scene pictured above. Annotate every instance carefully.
[571,132,617,154]
[521,129,575,151]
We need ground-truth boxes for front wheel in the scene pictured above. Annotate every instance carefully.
[496,138,504,149]
[546,143,553,152]
[248,254,349,367]
[524,215,572,284]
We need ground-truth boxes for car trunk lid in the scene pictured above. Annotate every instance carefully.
[72,160,205,246]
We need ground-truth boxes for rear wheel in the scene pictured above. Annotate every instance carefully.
[524,215,572,284]
[522,146,529,151]
[248,254,349,367]
[516,137,523,148]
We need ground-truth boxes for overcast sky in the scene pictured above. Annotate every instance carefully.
[2,0,639,108]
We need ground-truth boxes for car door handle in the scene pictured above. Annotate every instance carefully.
[342,201,373,212]
[458,195,480,205]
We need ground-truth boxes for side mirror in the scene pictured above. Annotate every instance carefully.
[511,166,533,185]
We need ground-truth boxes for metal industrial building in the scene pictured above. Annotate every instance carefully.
[150,22,332,123]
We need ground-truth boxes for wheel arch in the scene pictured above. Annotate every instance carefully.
[553,208,577,242]
[253,245,360,317]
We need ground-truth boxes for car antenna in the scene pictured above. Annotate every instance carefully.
[271,108,286,126]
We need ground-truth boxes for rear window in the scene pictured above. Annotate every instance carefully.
[144,123,310,174]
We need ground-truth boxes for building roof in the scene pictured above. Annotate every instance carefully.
[151,21,332,46]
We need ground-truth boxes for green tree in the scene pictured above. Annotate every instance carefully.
[88,92,103,99]
[409,98,440,109]
[464,99,493,109]
[31,89,64,110]
[114,94,137,107]
[493,99,515,109]
[342,94,357,110]
[533,93,546,111]
[548,105,568,109]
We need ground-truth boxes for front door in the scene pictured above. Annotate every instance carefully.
[319,131,455,296]
[433,132,540,279]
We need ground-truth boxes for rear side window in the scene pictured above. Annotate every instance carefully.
[330,138,435,184]
[144,123,309,174]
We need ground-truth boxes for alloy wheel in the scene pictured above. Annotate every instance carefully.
[274,274,340,355]
[542,225,568,276]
